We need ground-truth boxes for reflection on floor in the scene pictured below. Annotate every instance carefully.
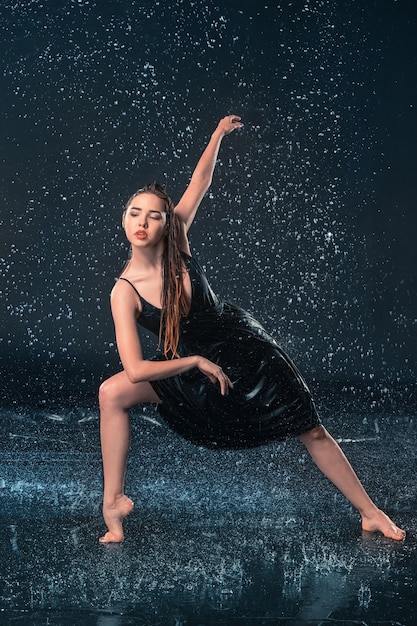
[0,399,415,625]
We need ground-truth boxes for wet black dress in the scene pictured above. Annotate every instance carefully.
[121,253,320,449]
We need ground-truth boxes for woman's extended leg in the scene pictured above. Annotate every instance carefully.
[98,371,161,543]
[298,426,405,540]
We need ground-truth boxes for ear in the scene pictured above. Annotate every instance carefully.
[122,212,126,228]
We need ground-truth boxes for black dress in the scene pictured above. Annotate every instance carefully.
[120,253,320,449]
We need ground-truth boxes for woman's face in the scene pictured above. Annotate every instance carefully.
[123,193,168,249]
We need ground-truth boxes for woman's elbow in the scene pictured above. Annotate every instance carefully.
[124,364,148,384]
[125,371,140,384]
[192,172,212,188]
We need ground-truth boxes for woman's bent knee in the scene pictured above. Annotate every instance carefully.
[99,378,114,408]
[99,376,127,410]
[99,372,160,410]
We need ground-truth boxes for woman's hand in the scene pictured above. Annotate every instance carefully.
[216,114,243,137]
[196,356,234,396]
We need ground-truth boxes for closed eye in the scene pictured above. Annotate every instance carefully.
[128,209,162,220]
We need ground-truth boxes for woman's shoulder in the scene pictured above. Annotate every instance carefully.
[111,278,143,316]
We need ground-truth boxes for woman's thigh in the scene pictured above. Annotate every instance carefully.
[99,371,161,409]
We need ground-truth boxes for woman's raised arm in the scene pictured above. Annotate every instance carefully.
[174,115,243,231]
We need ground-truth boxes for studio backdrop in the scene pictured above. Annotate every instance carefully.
[1,0,416,406]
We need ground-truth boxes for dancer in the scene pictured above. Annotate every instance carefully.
[99,115,405,543]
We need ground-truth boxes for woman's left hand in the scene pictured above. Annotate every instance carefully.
[216,115,243,136]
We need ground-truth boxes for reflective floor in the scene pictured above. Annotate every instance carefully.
[1,392,416,625]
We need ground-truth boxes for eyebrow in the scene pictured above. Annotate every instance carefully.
[128,206,163,215]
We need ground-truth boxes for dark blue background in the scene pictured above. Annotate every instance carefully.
[1,0,416,405]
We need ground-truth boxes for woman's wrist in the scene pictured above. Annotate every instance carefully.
[211,126,226,141]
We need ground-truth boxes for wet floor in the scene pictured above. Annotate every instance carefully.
[0,393,416,625]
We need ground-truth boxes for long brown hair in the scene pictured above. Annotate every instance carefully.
[123,182,188,358]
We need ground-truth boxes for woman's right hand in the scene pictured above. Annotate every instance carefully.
[195,356,234,396]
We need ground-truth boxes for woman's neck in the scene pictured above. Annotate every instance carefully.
[129,244,165,271]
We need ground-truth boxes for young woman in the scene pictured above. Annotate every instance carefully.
[98,115,405,544]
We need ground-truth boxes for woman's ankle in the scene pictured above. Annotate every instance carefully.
[103,493,126,508]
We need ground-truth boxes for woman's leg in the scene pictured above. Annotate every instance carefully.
[298,426,405,540]
[98,371,161,543]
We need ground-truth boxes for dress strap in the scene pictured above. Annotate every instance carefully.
[118,277,142,300]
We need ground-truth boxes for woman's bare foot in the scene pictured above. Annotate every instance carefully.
[361,508,405,541]
[99,495,134,544]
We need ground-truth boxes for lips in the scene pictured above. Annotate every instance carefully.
[135,230,147,240]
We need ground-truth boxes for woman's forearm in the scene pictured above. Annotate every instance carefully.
[189,127,227,187]
[174,116,242,229]
[127,353,232,396]
[126,355,200,384]
[190,116,243,185]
